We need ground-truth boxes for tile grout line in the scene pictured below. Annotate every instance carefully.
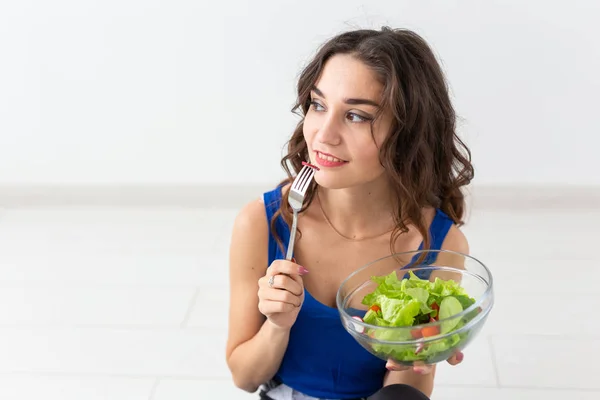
[0,283,201,289]
[0,369,597,392]
[0,371,596,392]
[180,287,201,328]
[438,384,600,392]
[487,335,502,387]
[0,324,215,330]
[147,378,160,400]
[0,371,232,380]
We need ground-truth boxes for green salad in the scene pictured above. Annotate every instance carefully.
[359,270,480,362]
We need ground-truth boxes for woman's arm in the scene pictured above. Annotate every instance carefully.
[383,366,437,396]
[225,199,290,392]
[383,225,469,397]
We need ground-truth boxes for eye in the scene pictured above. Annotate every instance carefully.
[346,112,371,123]
[310,100,325,111]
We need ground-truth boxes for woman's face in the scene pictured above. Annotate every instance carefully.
[303,54,393,190]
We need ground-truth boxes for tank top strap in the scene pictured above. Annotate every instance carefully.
[410,209,455,277]
[427,208,454,250]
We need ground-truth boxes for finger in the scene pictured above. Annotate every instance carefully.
[261,287,302,307]
[285,271,304,288]
[259,300,297,315]
[288,258,306,287]
[258,274,303,295]
[447,351,464,366]
[266,274,303,296]
[412,364,434,375]
[268,259,309,277]
[385,359,410,371]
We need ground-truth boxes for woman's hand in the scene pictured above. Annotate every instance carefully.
[257,259,308,330]
[385,351,464,374]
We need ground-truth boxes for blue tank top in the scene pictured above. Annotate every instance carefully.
[263,185,454,399]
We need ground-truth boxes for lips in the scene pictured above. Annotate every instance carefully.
[314,151,348,168]
[315,151,347,163]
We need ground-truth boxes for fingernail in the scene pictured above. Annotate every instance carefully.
[298,266,309,274]
[456,352,464,362]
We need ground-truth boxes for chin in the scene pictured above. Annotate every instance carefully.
[313,173,356,190]
[313,168,388,190]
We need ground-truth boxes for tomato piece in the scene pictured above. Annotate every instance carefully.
[421,319,440,337]
[369,305,381,312]
[301,161,320,171]
[421,326,439,337]
[410,329,423,339]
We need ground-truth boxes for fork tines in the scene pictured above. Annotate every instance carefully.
[293,165,316,193]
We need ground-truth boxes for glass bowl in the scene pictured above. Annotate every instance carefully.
[336,250,494,366]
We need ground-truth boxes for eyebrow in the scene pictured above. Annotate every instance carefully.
[311,86,381,108]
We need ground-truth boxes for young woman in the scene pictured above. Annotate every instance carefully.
[226,27,474,400]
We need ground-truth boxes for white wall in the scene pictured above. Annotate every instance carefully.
[1,0,599,186]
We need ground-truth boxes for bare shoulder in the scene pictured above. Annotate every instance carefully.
[441,224,470,255]
[431,223,470,279]
[232,197,269,238]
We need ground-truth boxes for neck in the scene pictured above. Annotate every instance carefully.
[317,177,396,241]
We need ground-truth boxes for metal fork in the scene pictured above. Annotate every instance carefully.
[285,165,316,260]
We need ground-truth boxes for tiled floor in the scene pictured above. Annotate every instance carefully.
[0,204,597,399]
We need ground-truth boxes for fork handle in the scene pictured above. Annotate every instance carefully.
[285,210,298,261]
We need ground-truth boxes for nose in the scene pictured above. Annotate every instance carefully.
[314,113,342,146]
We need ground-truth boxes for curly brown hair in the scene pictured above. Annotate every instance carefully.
[271,27,474,255]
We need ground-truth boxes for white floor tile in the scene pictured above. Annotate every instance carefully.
[434,335,497,386]
[153,379,256,400]
[186,286,229,330]
[0,287,195,326]
[464,209,600,234]
[462,210,597,260]
[486,259,598,295]
[485,292,600,336]
[0,328,230,378]
[432,386,600,400]
[0,252,228,286]
[0,376,154,400]
[492,335,600,389]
